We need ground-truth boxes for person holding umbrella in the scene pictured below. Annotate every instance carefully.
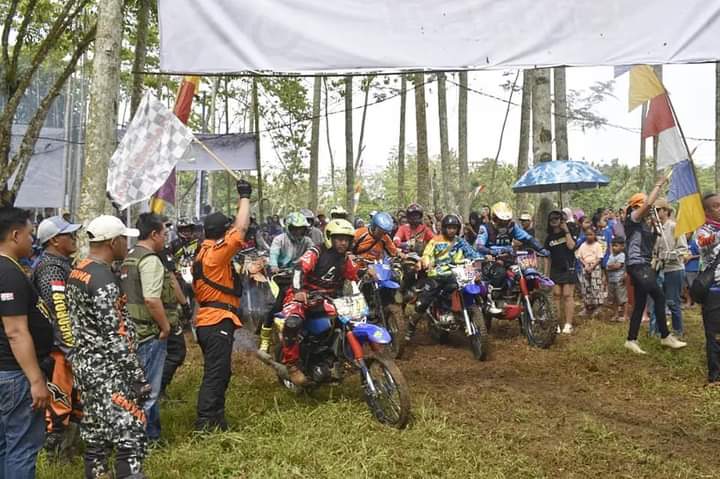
[623,178,687,354]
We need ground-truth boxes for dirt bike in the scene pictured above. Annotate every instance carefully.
[358,258,405,359]
[256,287,412,429]
[415,260,489,361]
[480,246,558,349]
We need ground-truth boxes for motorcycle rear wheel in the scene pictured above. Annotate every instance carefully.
[362,356,411,429]
[523,289,558,349]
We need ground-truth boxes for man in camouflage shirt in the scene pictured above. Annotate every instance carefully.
[32,216,83,457]
[66,216,149,479]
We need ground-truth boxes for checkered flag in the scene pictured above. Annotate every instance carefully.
[107,92,195,210]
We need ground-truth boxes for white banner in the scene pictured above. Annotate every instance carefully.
[159,0,720,73]
[107,93,194,210]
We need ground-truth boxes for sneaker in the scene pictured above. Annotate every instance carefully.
[562,323,573,334]
[624,340,647,354]
[660,334,687,349]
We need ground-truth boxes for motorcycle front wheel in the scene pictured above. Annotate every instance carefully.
[361,356,411,429]
[384,305,405,359]
[469,307,489,361]
[523,289,558,349]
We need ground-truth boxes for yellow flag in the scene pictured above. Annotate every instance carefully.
[675,193,705,238]
[628,65,665,112]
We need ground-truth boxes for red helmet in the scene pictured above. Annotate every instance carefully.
[406,203,423,216]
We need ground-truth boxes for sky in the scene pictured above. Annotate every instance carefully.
[287,63,717,179]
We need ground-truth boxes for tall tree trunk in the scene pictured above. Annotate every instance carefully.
[414,73,431,209]
[129,0,149,118]
[309,76,321,210]
[716,62,720,192]
[516,70,533,214]
[77,0,123,227]
[354,76,372,172]
[458,72,469,218]
[652,65,663,179]
[344,76,354,215]
[437,72,450,210]
[323,77,336,192]
[531,68,553,241]
[398,75,407,209]
[639,102,648,191]
[252,78,263,221]
[553,67,569,160]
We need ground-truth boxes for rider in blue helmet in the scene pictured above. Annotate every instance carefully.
[352,211,400,265]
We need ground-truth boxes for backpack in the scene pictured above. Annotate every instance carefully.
[690,252,720,304]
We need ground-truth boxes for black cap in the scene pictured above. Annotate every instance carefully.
[204,212,232,233]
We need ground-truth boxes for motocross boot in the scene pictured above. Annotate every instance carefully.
[287,364,308,386]
[258,325,273,353]
[404,312,423,342]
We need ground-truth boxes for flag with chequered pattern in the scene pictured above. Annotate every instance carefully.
[107,92,194,210]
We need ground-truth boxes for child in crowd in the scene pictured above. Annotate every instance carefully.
[576,227,607,315]
[606,237,628,321]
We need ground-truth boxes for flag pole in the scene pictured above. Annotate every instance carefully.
[193,137,241,181]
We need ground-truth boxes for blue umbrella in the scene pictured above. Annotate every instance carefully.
[512,160,609,194]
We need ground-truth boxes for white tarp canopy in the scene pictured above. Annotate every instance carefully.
[13,130,257,209]
[158,0,720,74]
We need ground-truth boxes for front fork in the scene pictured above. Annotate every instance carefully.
[347,330,379,396]
[460,292,478,337]
[519,275,536,323]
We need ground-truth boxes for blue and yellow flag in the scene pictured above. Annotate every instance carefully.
[667,160,705,237]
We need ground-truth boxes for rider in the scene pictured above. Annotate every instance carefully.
[475,202,549,287]
[258,212,314,353]
[405,214,480,341]
[475,202,547,255]
[279,219,359,386]
[329,206,349,221]
[352,212,399,265]
[393,203,434,255]
[352,212,401,317]
[300,208,324,245]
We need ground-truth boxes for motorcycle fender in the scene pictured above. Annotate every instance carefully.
[379,279,401,289]
[463,283,482,296]
[352,323,392,345]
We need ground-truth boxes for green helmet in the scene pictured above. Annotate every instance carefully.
[285,212,309,230]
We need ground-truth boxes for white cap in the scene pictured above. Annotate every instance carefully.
[86,215,139,242]
[37,216,82,245]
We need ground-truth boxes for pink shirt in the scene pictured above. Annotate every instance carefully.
[576,241,603,267]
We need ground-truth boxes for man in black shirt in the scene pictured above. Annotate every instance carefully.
[0,206,53,478]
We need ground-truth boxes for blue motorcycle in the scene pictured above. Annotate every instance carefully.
[257,287,412,429]
[360,258,405,358]
[418,261,489,361]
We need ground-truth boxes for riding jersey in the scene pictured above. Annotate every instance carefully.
[475,221,544,254]
[696,218,720,285]
[353,226,398,264]
[393,224,434,253]
[269,233,314,270]
[293,245,359,295]
[422,235,480,278]
[32,252,75,355]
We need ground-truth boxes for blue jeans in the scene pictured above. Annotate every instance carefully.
[0,370,46,479]
[649,270,685,336]
[136,338,167,441]
[663,270,685,335]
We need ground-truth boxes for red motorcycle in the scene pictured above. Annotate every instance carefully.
[479,247,558,349]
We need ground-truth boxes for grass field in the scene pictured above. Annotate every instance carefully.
[37,307,720,479]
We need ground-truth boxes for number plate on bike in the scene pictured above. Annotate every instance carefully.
[516,251,537,270]
[332,294,369,322]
